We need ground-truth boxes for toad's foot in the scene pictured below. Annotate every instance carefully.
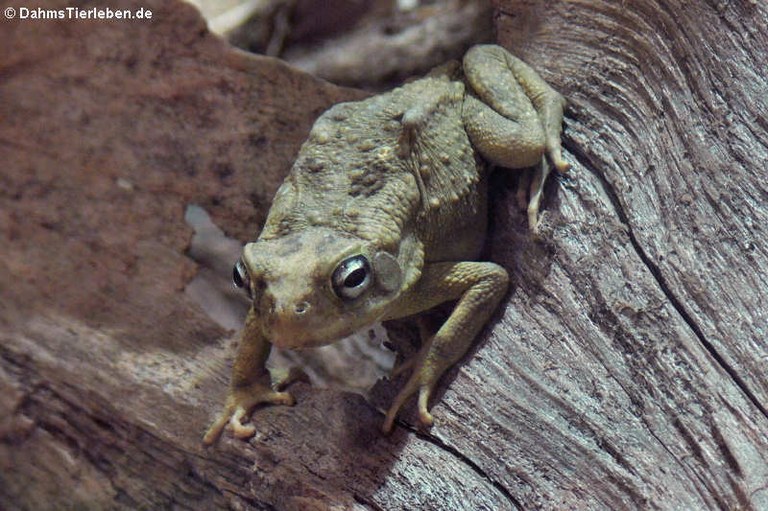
[202,367,307,445]
[380,261,508,434]
[527,157,550,236]
[521,154,572,236]
[382,367,436,434]
[547,142,571,176]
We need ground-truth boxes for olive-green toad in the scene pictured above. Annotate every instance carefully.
[204,44,568,445]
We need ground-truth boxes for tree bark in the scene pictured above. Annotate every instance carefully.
[1,0,767,509]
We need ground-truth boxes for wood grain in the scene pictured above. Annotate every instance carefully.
[1,0,766,509]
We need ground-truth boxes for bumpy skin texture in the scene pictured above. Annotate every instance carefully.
[203,45,568,445]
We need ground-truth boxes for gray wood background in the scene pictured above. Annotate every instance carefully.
[1,0,766,509]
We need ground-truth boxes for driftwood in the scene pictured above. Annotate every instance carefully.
[219,0,494,89]
[2,0,767,509]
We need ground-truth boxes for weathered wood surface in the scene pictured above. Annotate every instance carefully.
[1,0,767,509]
[223,0,495,89]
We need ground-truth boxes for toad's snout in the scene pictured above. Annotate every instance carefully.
[270,299,312,325]
[267,299,316,348]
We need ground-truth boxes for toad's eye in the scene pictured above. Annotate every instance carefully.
[332,255,372,300]
[232,259,252,298]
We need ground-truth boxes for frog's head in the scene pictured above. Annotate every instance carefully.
[234,229,408,349]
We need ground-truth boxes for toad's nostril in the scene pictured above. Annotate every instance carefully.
[294,301,310,315]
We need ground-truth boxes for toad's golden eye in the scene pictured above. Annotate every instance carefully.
[332,255,372,300]
[232,258,252,298]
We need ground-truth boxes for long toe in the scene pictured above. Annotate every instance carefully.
[417,386,434,428]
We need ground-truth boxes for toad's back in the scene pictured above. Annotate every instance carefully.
[259,68,489,263]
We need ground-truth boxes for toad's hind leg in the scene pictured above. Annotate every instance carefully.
[382,262,509,433]
[461,45,568,231]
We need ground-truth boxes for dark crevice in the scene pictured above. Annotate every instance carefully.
[353,492,386,511]
[565,137,768,423]
[395,418,524,510]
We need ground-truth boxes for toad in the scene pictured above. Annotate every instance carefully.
[203,44,568,444]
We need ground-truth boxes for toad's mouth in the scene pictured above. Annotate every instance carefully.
[268,321,356,350]
[270,332,334,350]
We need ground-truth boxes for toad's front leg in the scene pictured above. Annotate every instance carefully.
[382,261,509,433]
[203,308,299,445]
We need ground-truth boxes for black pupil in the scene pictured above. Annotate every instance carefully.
[233,264,244,288]
[344,268,366,288]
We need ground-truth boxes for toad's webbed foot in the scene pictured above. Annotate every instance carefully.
[382,364,436,434]
[202,366,307,445]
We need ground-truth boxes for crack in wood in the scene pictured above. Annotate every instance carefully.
[353,492,386,511]
[394,418,524,510]
[563,134,768,423]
